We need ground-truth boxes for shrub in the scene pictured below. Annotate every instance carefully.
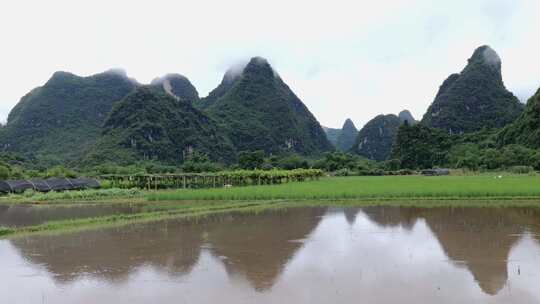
[0,165,9,180]
[334,168,354,176]
[508,166,534,174]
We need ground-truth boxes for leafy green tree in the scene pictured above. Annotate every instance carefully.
[382,159,401,171]
[448,144,481,169]
[529,152,540,170]
[0,165,10,180]
[500,145,534,167]
[391,124,452,169]
[313,152,358,172]
[45,166,77,178]
[238,150,265,169]
[480,148,503,170]
[182,152,222,173]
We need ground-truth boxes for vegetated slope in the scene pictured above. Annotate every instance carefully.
[0,70,136,164]
[203,57,333,155]
[498,87,540,148]
[398,110,417,125]
[335,119,358,151]
[323,126,341,146]
[85,86,236,165]
[351,114,401,161]
[195,66,243,110]
[391,123,454,169]
[421,45,523,134]
[150,74,199,103]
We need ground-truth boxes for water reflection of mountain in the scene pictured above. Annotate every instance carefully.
[10,207,325,290]
[205,207,326,291]
[362,206,420,230]
[343,208,360,226]
[11,220,206,283]
[361,206,540,295]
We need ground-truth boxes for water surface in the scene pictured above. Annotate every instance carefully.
[0,203,144,227]
[1,206,539,303]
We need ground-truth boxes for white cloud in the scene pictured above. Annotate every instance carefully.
[0,0,538,128]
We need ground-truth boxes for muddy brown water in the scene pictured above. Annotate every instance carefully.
[0,203,144,227]
[1,206,539,303]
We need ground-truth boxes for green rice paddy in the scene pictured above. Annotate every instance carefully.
[148,175,540,201]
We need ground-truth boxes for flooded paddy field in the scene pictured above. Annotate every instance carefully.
[0,203,145,227]
[1,205,539,303]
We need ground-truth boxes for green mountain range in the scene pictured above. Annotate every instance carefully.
[350,114,402,161]
[398,110,417,125]
[151,74,200,103]
[0,70,136,164]
[323,126,341,146]
[421,46,523,134]
[335,119,358,151]
[1,45,538,171]
[1,58,332,167]
[85,86,235,165]
[196,66,243,110]
[498,88,540,148]
[202,57,333,155]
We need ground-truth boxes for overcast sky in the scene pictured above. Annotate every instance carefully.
[1,0,539,128]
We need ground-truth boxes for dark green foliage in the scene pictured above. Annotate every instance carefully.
[529,152,540,170]
[336,119,358,151]
[269,154,310,170]
[91,164,145,175]
[181,152,222,173]
[0,151,30,168]
[498,88,540,148]
[313,151,374,172]
[151,74,199,102]
[313,152,357,171]
[421,46,523,134]
[323,126,341,146]
[351,114,402,161]
[447,143,482,170]
[391,123,453,169]
[0,164,9,180]
[508,165,534,174]
[0,70,136,164]
[204,57,333,155]
[85,86,236,165]
[43,165,77,178]
[499,145,535,167]
[392,122,540,170]
[238,150,265,169]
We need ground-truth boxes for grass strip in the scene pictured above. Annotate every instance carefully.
[0,200,281,239]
